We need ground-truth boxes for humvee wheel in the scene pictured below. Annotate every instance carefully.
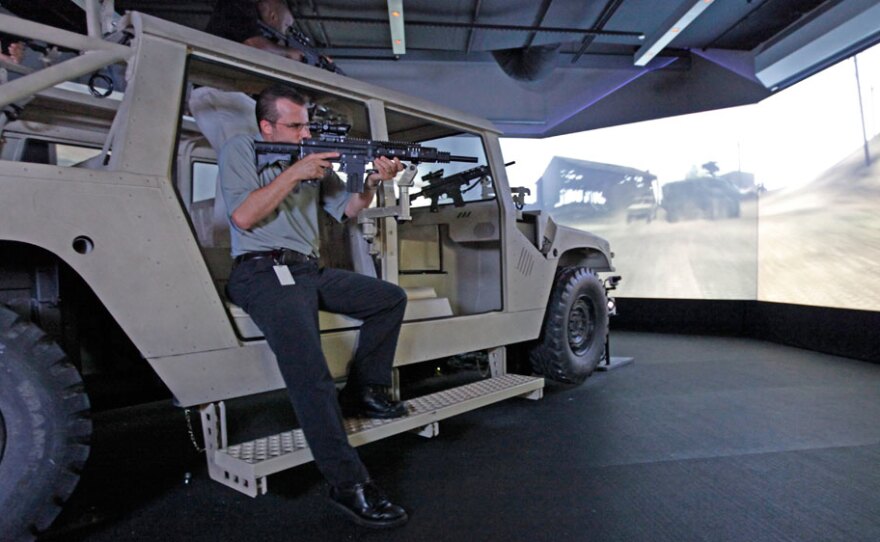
[0,306,91,540]
[530,267,608,385]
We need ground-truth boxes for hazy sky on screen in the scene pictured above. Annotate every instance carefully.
[500,42,880,194]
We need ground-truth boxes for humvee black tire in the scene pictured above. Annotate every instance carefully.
[0,306,91,540]
[530,267,608,385]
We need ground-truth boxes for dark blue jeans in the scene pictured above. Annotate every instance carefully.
[227,257,407,488]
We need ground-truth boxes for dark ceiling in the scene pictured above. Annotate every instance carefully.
[4,0,876,137]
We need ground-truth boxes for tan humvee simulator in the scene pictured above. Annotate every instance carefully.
[0,8,614,539]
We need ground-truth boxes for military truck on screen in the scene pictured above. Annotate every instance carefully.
[0,7,616,539]
[662,177,741,222]
[625,194,659,223]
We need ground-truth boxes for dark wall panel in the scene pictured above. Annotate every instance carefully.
[613,298,880,363]
[748,302,880,364]
[613,298,751,336]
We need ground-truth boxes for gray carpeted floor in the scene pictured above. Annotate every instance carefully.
[44,332,880,541]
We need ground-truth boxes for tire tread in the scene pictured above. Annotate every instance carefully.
[0,306,92,539]
[529,266,608,385]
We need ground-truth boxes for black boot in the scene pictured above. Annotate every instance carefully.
[339,385,407,419]
[330,481,408,528]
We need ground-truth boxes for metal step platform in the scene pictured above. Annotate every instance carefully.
[200,373,544,497]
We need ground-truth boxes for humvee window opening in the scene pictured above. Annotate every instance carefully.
[56,143,103,167]
[11,139,103,167]
[385,107,496,211]
[385,108,503,316]
[175,55,507,319]
[408,135,496,211]
[184,56,372,137]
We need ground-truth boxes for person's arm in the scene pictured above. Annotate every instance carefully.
[231,151,339,230]
[344,175,381,218]
[343,156,404,219]
[0,38,24,64]
[242,36,305,62]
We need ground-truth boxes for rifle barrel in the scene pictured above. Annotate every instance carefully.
[448,155,479,163]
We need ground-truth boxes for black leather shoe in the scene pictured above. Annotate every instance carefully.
[330,481,408,528]
[339,385,407,419]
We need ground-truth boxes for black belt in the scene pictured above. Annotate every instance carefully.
[234,249,316,266]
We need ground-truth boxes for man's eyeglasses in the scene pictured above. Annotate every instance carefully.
[271,121,310,132]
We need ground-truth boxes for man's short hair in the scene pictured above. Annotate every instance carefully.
[256,84,308,125]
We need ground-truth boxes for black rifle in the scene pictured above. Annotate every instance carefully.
[411,164,493,212]
[257,21,344,75]
[254,133,478,193]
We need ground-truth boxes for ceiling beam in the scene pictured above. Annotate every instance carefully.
[465,0,483,54]
[295,15,644,41]
[386,0,405,55]
[634,0,714,66]
[299,0,333,48]
[572,0,625,63]
[325,47,689,71]
[524,0,554,48]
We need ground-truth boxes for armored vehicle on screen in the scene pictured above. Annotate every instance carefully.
[0,7,615,539]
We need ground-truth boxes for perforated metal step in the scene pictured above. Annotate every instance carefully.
[202,374,544,497]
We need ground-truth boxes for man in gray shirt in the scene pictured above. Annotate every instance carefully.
[219,84,408,528]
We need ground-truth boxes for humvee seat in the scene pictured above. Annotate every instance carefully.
[228,285,453,338]
[201,246,453,338]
